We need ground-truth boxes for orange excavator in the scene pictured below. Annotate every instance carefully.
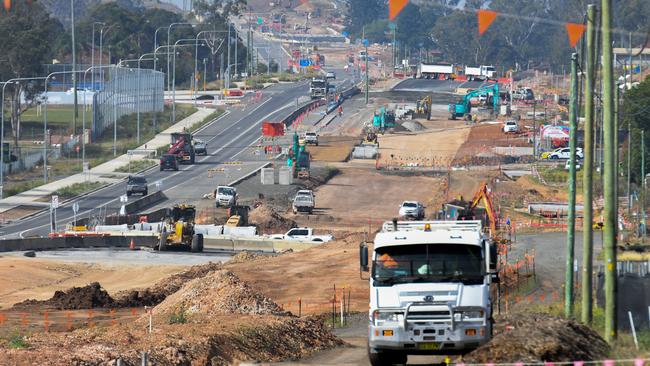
[453,183,506,242]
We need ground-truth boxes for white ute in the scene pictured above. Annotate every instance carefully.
[359,220,498,366]
[215,186,237,207]
[399,201,425,220]
[269,227,333,242]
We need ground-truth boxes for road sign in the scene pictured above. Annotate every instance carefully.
[82,162,90,172]
[362,39,369,46]
[51,195,59,209]
[120,195,128,203]
[388,22,396,30]
[342,31,349,37]
[72,202,79,214]
[299,59,311,67]
[155,181,162,190]
[257,16,263,25]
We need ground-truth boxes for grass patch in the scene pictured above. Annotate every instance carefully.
[168,307,188,324]
[50,181,104,200]
[3,180,45,197]
[114,159,157,173]
[7,332,29,349]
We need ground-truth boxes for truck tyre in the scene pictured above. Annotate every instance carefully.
[143,190,148,196]
[190,154,195,164]
[127,191,131,197]
[449,114,456,120]
[368,348,406,366]
[191,234,204,252]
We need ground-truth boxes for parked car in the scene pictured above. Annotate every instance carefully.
[398,201,425,219]
[126,175,148,196]
[326,71,336,79]
[503,120,519,134]
[194,139,208,155]
[159,154,179,171]
[304,132,319,146]
[268,227,333,242]
[548,147,584,160]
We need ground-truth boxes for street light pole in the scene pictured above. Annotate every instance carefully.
[167,22,194,92]
[194,30,227,104]
[91,22,105,91]
[71,0,78,133]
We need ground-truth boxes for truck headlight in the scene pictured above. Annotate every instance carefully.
[454,310,484,321]
[373,311,404,326]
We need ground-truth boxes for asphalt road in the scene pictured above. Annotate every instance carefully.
[0,81,311,239]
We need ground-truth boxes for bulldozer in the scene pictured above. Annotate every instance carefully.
[157,204,203,252]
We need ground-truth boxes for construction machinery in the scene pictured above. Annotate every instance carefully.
[441,183,505,242]
[372,107,397,132]
[411,95,432,120]
[448,83,499,121]
[169,132,196,164]
[225,205,250,227]
[158,204,203,252]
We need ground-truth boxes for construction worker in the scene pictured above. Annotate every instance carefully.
[338,105,343,117]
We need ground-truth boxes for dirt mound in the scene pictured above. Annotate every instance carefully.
[229,250,266,264]
[249,202,296,234]
[151,270,286,319]
[463,313,609,363]
[14,282,115,310]
[114,262,222,307]
[401,120,425,132]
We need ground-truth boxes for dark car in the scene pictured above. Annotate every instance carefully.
[194,139,207,156]
[126,175,148,196]
[160,154,179,171]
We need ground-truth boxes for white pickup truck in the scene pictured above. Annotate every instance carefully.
[268,227,333,242]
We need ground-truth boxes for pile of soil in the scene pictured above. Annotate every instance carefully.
[249,202,297,234]
[14,282,115,310]
[114,262,222,307]
[401,120,425,132]
[150,270,286,319]
[229,250,267,264]
[463,313,609,363]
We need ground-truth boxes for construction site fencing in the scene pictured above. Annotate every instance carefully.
[92,66,164,140]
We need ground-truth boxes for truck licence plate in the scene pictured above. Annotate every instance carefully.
[418,343,439,350]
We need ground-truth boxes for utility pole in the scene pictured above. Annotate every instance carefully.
[628,119,632,218]
[565,53,579,318]
[582,4,597,325]
[601,0,618,342]
[365,39,369,105]
[642,130,646,243]
[71,0,78,133]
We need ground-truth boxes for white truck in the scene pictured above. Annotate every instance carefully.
[215,186,237,207]
[464,65,496,81]
[359,220,497,366]
[418,63,454,80]
[269,227,333,242]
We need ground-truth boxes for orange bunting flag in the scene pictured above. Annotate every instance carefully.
[477,9,498,35]
[565,22,586,47]
[389,0,409,21]
[3,0,10,11]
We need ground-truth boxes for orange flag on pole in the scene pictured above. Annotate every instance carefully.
[389,0,409,21]
[477,9,498,35]
[565,22,586,47]
[3,0,10,11]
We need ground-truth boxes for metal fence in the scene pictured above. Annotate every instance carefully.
[92,66,164,140]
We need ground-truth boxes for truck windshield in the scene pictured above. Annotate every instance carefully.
[373,244,484,286]
[218,187,235,196]
[311,81,326,88]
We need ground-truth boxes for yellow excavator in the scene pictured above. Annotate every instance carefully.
[158,204,203,252]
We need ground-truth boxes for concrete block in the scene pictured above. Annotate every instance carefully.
[278,167,293,185]
[261,168,275,185]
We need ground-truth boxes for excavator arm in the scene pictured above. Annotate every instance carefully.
[469,183,498,236]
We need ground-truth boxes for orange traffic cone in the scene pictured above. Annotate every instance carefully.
[129,238,135,250]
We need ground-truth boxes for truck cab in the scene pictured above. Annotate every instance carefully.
[361,220,497,366]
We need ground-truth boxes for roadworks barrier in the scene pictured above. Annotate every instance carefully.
[352,145,378,159]
[0,235,158,252]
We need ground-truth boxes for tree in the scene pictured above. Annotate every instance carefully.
[0,1,63,148]
[624,76,650,185]
[343,0,385,39]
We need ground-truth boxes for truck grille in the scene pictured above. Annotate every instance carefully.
[407,310,451,322]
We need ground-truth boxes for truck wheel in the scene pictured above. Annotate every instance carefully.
[190,154,195,164]
[368,348,406,366]
[191,234,203,252]
[449,114,456,120]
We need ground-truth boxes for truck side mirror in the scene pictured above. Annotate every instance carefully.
[491,272,500,284]
[359,243,369,273]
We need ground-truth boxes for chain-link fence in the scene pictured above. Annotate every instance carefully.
[92,66,164,140]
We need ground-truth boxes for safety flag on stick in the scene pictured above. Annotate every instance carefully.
[477,9,498,35]
[4,0,10,12]
[565,22,586,47]
[389,0,409,21]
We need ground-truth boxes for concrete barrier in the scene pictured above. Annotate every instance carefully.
[124,191,167,214]
[0,235,158,252]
